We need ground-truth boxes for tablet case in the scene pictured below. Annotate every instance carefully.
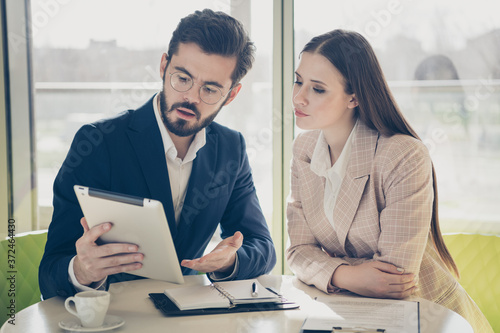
[74,185,184,284]
[149,287,299,316]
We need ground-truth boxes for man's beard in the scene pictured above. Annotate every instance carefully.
[159,88,222,137]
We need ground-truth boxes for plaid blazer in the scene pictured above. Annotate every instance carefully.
[286,121,492,333]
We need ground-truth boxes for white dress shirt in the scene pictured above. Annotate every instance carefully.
[152,93,206,225]
[310,121,358,228]
[153,93,238,281]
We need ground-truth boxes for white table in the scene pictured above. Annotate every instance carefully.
[1,275,472,332]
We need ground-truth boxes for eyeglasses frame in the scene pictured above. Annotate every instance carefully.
[168,72,233,105]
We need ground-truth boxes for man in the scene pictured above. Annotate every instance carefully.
[39,9,276,299]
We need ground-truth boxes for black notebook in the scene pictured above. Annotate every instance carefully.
[149,280,299,316]
[164,279,280,310]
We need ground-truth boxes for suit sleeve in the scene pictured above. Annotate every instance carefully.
[39,124,112,299]
[286,135,349,293]
[218,133,276,279]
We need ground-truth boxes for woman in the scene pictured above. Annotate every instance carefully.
[286,29,492,333]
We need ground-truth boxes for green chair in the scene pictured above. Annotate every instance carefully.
[1,230,47,326]
[443,233,500,331]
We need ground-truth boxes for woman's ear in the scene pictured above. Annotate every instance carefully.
[348,94,359,109]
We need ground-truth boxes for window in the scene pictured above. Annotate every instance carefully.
[31,0,275,232]
[294,0,500,233]
[3,0,498,271]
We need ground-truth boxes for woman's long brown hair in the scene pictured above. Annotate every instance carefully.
[302,29,459,277]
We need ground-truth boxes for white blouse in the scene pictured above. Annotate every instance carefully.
[309,121,358,228]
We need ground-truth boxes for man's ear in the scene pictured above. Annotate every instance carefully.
[159,53,169,80]
[348,94,359,109]
[223,83,242,106]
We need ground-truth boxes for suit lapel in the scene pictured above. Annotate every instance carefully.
[175,127,218,244]
[126,97,177,238]
[335,122,379,250]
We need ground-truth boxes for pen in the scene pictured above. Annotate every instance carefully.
[332,327,385,333]
[251,282,258,297]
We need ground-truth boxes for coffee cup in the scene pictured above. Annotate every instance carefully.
[64,290,110,328]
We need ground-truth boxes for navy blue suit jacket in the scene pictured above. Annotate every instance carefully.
[39,96,276,299]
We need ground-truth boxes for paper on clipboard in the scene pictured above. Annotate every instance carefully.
[301,295,419,333]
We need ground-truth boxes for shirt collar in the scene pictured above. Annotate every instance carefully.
[310,120,358,178]
[152,93,206,163]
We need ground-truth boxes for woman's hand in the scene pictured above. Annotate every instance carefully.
[331,261,416,299]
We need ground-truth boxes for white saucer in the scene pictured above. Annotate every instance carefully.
[59,315,124,332]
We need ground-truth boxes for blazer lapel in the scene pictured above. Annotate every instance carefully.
[335,122,379,250]
[295,133,340,251]
[126,97,177,238]
[175,127,218,244]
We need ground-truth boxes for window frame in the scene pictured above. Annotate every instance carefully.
[1,0,37,239]
[1,0,298,273]
[8,0,498,273]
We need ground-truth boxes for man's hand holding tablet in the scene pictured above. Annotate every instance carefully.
[74,185,185,285]
[74,218,144,286]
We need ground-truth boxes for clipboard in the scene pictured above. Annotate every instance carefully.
[299,295,419,333]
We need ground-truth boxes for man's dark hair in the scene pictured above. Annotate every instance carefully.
[167,9,255,85]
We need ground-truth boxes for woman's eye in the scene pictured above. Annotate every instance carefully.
[313,88,325,94]
[294,81,302,86]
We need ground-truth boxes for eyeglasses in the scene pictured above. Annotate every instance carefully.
[168,72,231,105]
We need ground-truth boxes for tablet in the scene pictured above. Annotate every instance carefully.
[74,185,184,284]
